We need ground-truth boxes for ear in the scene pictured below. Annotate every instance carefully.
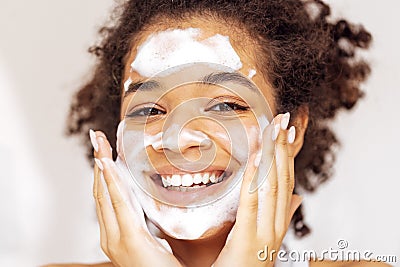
[289,105,309,157]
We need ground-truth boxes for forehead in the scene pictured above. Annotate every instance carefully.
[121,18,276,112]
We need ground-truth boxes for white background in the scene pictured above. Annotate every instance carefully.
[0,0,399,266]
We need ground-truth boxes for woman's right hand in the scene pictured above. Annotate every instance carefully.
[90,130,182,267]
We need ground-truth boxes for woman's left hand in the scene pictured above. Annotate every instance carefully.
[213,113,303,267]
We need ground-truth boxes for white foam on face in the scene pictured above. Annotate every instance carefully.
[258,114,270,130]
[144,127,211,151]
[123,77,133,92]
[178,129,211,147]
[248,69,257,79]
[129,28,243,84]
[144,132,164,150]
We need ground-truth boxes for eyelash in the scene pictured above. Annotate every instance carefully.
[126,106,166,118]
[206,101,250,113]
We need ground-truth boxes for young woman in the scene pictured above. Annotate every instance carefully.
[54,0,389,266]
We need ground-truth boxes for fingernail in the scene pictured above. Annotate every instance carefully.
[89,129,98,152]
[94,158,103,171]
[100,157,114,165]
[272,123,280,141]
[288,126,296,144]
[281,112,290,130]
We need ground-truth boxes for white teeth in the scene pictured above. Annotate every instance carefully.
[193,173,203,184]
[181,174,193,186]
[171,174,181,186]
[159,171,227,188]
[202,173,210,184]
[161,177,170,187]
[210,173,217,183]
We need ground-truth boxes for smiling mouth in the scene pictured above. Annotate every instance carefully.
[150,170,233,192]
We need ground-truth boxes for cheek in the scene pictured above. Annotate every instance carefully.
[118,124,152,172]
[222,119,261,163]
[246,124,262,153]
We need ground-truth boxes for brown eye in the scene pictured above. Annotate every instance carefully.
[207,102,249,112]
[127,107,165,117]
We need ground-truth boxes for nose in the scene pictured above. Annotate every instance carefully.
[154,124,212,153]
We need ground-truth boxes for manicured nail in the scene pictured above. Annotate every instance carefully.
[94,158,103,171]
[100,157,114,165]
[288,126,296,144]
[272,123,280,141]
[281,112,290,130]
[89,129,98,152]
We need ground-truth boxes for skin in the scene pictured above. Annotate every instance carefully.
[44,17,391,267]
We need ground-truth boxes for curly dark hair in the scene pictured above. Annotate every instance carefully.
[66,0,372,237]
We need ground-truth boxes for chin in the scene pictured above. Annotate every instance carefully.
[157,218,234,241]
[142,197,239,241]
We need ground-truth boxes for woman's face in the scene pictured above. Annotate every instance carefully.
[117,18,277,240]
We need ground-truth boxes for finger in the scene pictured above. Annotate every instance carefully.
[257,114,282,238]
[287,126,296,218]
[91,129,116,252]
[249,122,275,193]
[234,152,258,236]
[235,123,271,236]
[274,113,295,237]
[235,120,275,237]
[253,122,276,237]
[93,163,109,254]
[100,157,141,237]
[94,131,137,236]
[94,131,146,236]
[95,163,120,245]
[91,130,113,159]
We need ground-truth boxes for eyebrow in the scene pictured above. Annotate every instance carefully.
[124,72,257,98]
[125,80,163,95]
[201,72,258,92]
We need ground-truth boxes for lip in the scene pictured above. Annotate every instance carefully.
[145,168,235,206]
[147,164,230,176]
